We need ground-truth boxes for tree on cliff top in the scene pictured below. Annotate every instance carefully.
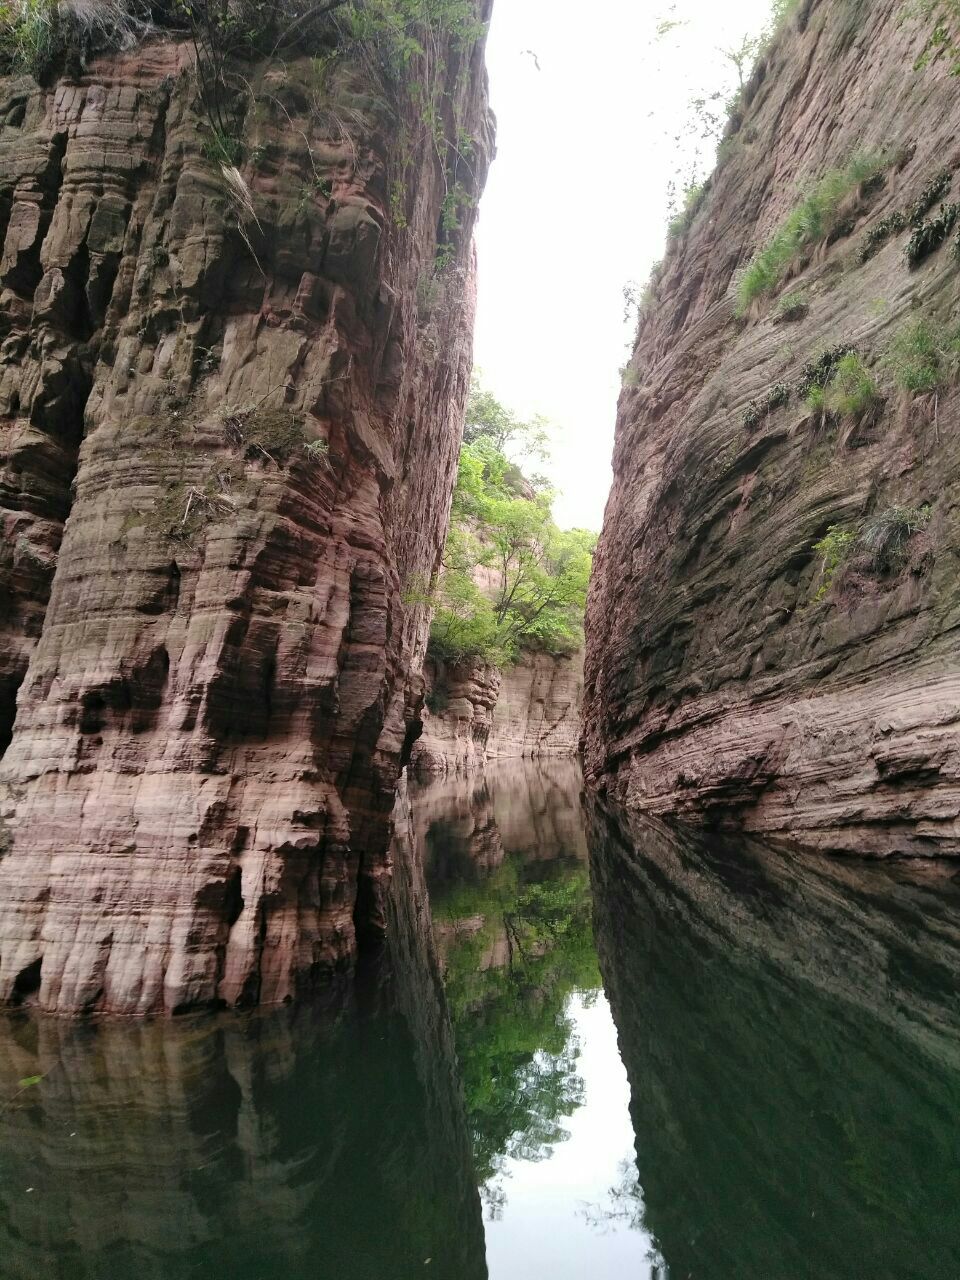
[427,380,595,668]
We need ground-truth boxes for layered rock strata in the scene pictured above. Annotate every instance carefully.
[412,649,582,777]
[0,15,493,1012]
[584,0,960,855]
[0,806,488,1279]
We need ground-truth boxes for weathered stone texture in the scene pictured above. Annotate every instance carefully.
[487,648,583,759]
[584,0,960,855]
[0,19,493,1012]
[411,648,582,777]
[410,654,501,777]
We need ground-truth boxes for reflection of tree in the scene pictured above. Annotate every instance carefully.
[431,856,600,1196]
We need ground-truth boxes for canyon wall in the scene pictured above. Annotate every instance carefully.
[584,0,960,855]
[411,649,583,777]
[0,10,493,1013]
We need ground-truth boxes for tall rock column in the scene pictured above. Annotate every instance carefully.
[0,10,494,1013]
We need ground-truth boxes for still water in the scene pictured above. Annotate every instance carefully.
[2,761,960,1278]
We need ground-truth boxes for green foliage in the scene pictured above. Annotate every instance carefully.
[773,289,809,322]
[793,343,856,397]
[909,0,960,76]
[812,525,857,597]
[742,381,791,430]
[857,210,907,263]
[737,151,890,312]
[667,180,708,238]
[429,382,595,667]
[905,201,960,265]
[856,170,952,265]
[907,169,953,225]
[0,0,59,77]
[303,437,330,463]
[885,317,960,393]
[433,851,600,1189]
[812,505,932,597]
[821,352,881,419]
[806,382,827,420]
[859,505,931,573]
[201,128,244,167]
[462,376,548,457]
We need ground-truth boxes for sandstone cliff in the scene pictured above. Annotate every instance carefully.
[584,0,960,855]
[410,648,583,777]
[0,7,493,1013]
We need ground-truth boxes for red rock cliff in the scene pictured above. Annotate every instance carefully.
[584,0,959,856]
[0,9,493,1012]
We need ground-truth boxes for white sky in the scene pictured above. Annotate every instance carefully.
[483,993,664,1279]
[473,0,774,530]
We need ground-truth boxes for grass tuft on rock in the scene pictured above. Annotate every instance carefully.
[737,151,890,312]
[885,318,960,394]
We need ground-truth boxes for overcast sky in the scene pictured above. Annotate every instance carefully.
[472,0,774,530]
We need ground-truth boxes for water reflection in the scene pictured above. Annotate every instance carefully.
[5,765,960,1280]
[0,819,487,1280]
[411,763,661,1277]
[589,800,960,1279]
[412,762,597,1201]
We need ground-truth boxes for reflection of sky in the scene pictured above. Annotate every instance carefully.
[483,993,664,1279]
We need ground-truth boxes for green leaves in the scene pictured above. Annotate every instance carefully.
[737,151,891,312]
[429,383,596,667]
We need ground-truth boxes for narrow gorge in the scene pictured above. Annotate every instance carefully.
[2,3,960,1273]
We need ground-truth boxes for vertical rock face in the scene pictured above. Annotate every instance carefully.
[412,649,583,777]
[410,655,502,777]
[0,16,493,1013]
[487,649,583,759]
[584,0,960,855]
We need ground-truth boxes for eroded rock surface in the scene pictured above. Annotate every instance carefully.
[487,649,583,760]
[412,649,582,777]
[0,19,493,1012]
[584,0,960,855]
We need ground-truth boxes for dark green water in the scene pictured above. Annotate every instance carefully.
[2,762,960,1279]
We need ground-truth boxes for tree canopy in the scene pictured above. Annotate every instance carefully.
[428,380,595,668]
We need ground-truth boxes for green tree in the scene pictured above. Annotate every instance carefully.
[429,383,596,667]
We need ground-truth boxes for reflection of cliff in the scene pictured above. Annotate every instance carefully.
[413,758,587,891]
[413,762,597,1193]
[589,801,960,1279]
[0,808,486,1280]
